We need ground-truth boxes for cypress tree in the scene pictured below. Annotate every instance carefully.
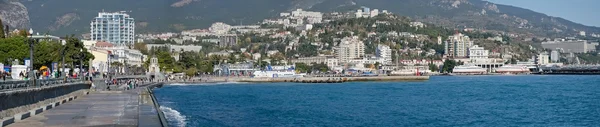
[0,18,5,38]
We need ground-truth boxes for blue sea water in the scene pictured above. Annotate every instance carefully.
[153,75,600,127]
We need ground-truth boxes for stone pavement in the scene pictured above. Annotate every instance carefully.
[7,90,143,127]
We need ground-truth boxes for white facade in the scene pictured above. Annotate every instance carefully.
[445,33,473,57]
[100,46,145,66]
[146,44,203,52]
[148,56,160,73]
[355,10,364,18]
[90,12,135,46]
[580,31,586,36]
[468,45,489,63]
[326,58,339,69]
[410,22,426,28]
[551,50,560,62]
[376,44,392,65]
[541,40,597,53]
[90,49,110,73]
[290,9,323,24]
[209,22,232,35]
[336,36,365,63]
[537,52,550,65]
[370,9,379,17]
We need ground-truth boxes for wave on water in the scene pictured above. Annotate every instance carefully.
[167,82,248,86]
[160,106,187,127]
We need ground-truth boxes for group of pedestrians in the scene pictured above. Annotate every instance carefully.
[103,78,145,91]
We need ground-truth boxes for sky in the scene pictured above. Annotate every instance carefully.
[485,0,600,27]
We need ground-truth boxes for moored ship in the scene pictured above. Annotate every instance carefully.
[495,65,530,74]
[251,71,305,78]
[452,65,487,75]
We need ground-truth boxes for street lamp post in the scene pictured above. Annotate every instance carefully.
[61,40,67,81]
[26,28,36,87]
[79,49,83,80]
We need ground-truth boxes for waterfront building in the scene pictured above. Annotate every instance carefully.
[347,56,386,66]
[551,50,560,63]
[336,36,365,63]
[213,63,257,76]
[541,40,597,53]
[400,59,444,66]
[291,56,339,69]
[468,45,489,63]
[291,56,329,65]
[445,33,473,58]
[89,49,110,73]
[90,12,135,46]
[376,44,392,65]
[91,41,145,67]
[537,52,550,65]
[106,47,145,67]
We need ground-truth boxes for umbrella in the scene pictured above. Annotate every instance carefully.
[40,66,48,70]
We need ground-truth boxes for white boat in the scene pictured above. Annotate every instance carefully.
[252,71,305,78]
[495,65,530,74]
[452,65,487,74]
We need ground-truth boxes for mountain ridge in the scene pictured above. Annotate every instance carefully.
[1,0,598,38]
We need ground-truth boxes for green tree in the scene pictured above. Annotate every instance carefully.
[133,43,148,55]
[295,63,311,73]
[185,68,197,77]
[428,63,439,72]
[441,59,457,73]
[0,36,27,64]
[196,60,214,73]
[312,63,329,72]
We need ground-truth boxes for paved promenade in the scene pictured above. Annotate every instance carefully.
[7,88,161,127]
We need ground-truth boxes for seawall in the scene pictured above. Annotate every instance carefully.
[140,82,169,127]
[0,82,90,124]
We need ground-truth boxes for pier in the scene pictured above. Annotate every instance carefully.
[0,75,167,127]
[537,65,600,75]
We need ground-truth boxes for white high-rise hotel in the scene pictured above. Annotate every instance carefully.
[445,33,473,58]
[336,36,365,63]
[376,44,392,65]
[90,12,135,46]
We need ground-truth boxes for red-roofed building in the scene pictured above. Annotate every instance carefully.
[95,41,114,48]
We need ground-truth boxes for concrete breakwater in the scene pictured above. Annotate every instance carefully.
[237,76,430,83]
[175,76,429,84]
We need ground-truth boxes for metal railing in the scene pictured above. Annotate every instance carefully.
[0,78,84,92]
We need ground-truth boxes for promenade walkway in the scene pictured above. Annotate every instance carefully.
[6,86,163,127]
